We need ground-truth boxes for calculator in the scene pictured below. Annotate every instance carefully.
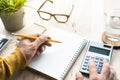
[80,41,113,74]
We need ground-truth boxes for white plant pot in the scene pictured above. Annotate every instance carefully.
[0,8,25,32]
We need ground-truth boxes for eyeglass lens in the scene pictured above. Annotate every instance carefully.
[37,0,73,23]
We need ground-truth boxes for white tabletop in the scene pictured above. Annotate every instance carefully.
[0,0,120,80]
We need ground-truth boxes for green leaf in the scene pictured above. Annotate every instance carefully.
[0,0,26,14]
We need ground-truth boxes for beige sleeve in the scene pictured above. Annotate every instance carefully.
[0,48,27,80]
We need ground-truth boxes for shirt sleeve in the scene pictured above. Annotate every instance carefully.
[0,48,27,80]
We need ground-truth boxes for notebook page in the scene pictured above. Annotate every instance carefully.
[28,28,87,79]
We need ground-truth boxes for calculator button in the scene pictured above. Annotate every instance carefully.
[97,67,102,74]
[83,65,88,67]
[86,55,90,58]
[94,60,98,63]
[85,58,90,61]
[100,57,104,62]
[98,64,103,67]
[87,69,89,71]
[84,61,88,64]
[91,57,94,59]
[82,67,87,70]
[95,56,100,60]
[95,63,98,67]
[99,62,103,65]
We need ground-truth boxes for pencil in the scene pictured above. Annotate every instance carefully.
[12,33,61,43]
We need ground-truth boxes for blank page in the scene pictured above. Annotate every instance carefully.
[28,28,87,80]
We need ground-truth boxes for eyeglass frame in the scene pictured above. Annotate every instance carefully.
[37,0,74,23]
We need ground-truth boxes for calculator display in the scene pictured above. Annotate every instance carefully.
[89,46,110,56]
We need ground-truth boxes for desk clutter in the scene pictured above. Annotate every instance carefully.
[0,34,10,51]
[0,23,117,79]
[0,23,87,79]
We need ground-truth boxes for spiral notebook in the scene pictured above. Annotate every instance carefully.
[28,28,87,80]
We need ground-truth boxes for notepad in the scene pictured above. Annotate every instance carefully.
[28,28,87,80]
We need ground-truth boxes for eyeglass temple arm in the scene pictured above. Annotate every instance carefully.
[38,0,53,11]
[69,5,74,16]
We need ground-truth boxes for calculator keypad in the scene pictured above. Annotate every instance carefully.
[81,54,109,74]
[80,41,113,75]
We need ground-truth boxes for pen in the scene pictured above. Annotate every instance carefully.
[12,33,61,43]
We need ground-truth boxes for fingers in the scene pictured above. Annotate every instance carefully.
[100,60,117,80]
[76,72,84,80]
[33,35,48,48]
[37,45,46,55]
[88,60,97,80]
[32,35,52,56]
[100,60,110,79]
[108,67,116,80]
[43,41,52,47]
[86,60,116,80]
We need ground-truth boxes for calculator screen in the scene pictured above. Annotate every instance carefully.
[89,46,110,56]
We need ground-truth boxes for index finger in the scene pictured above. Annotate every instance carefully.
[33,35,48,48]
[88,60,98,79]
[101,60,110,77]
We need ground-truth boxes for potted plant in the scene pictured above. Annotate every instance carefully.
[0,0,27,32]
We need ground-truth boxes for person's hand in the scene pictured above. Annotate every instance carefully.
[76,72,84,80]
[76,60,116,80]
[17,34,52,63]
[88,60,116,80]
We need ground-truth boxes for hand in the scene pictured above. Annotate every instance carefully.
[17,34,52,63]
[76,72,84,80]
[76,60,116,80]
[88,60,116,80]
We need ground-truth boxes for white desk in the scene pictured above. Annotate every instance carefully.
[0,0,120,80]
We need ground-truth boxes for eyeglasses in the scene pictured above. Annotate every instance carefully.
[37,0,74,23]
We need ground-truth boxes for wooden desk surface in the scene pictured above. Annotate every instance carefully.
[0,0,120,80]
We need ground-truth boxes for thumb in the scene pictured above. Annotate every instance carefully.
[33,35,48,48]
[76,72,84,80]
